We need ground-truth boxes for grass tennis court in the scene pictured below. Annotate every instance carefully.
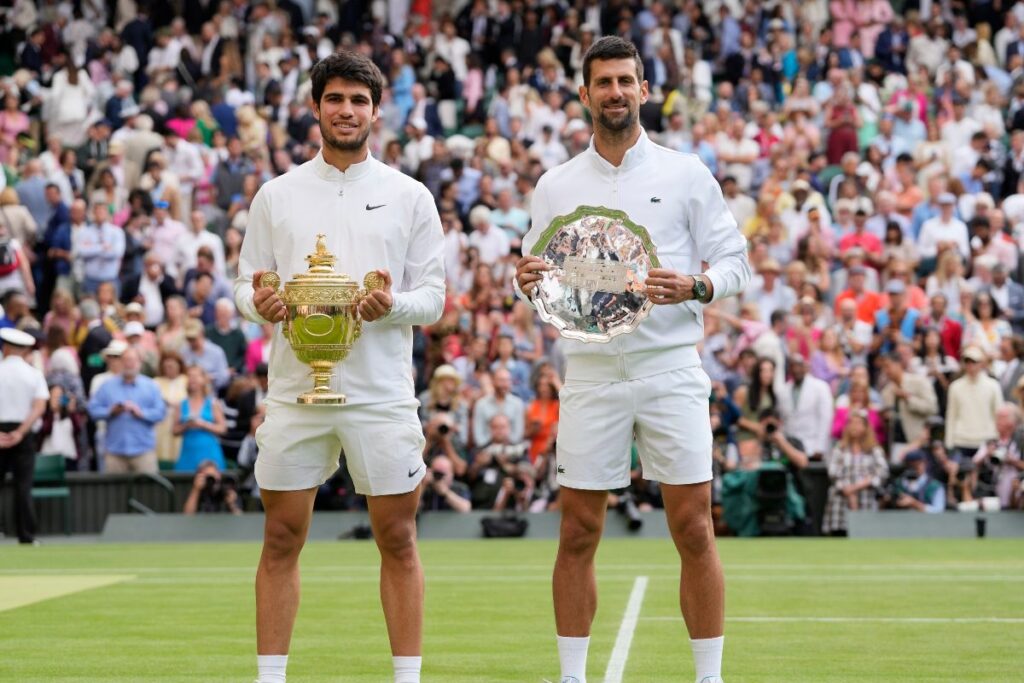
[1,538,1021,682]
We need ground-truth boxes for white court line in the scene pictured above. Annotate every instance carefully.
[603,576,648,683]
[641,616,1024,624]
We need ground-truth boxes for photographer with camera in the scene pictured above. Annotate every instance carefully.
[887,450,945,513]
[419,455,471,513]
[467,413,529,509]
[183,459,242,515]
[970,404,1024,509]
[422,412,468,478]
[493,460,537,513]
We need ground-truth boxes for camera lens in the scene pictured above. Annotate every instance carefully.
[438,423,450,435]
[765,422,777,435]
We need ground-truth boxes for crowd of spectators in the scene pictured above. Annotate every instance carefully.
[2,0,1024,533]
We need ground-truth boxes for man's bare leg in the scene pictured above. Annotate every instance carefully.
[255,487,317,681]
[552,487,608,682]
[367,488,424,682]
[663,482,725,682]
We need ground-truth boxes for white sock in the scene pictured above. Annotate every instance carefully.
[257,654,288,682]
[691,636,724,682]
[393,655,421,683]
[557,635,589,683]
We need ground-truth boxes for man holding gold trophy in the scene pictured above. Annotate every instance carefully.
[516,37,750,683]
[234,52,444,683]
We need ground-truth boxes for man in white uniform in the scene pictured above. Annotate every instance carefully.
[234,51,445,683]
[516,37,750,683]
[0,328,48,545]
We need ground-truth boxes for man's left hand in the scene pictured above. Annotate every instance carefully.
[358,270,393,322]
[645,269,696,305]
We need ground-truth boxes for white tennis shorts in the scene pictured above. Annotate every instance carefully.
[556,363,713,490]
[255,399,426,496]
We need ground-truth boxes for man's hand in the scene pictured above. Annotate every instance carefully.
[252,271,287,323]
[645,269,696,305]
[515,256,550,297]
[358,270,393,322]
[110,402,126,417]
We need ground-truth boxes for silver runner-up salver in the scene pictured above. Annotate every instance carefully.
[529,205,660,343]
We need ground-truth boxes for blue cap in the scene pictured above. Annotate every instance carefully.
[154,200,170,209]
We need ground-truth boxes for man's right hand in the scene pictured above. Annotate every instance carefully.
[252,271,287,323]
[514,256,550,298]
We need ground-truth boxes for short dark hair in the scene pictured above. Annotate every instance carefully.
[310,51,384,108]
[581,36,643,88]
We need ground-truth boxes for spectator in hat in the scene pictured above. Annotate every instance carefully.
[746,259,796,325]
[124,321,158,377]
[418,364,470,446]
[89,339,127,397]
[180,318,230,393]
[887,450,945,513]
[87,346,166,474]
[0,326,48,544]
[918,192,969,263]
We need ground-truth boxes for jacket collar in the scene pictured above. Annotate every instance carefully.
[586,129,650,174]
[312,149,375,182]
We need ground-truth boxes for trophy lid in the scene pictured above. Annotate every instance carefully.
[289,233,357,287]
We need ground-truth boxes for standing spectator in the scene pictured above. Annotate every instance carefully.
[945,346,1002,501]
[205,299,247,375]
[880,352,939,462]
[909,327,960,412]
[918,193,969,263]
[745,259,796,325]
[835,265,883,324]
[526,366,560,464]
[823,411,889,536]
[121,253,179,328]
[76,202,126,296]
[987,264,1024,334]
[833,378,886,447]
[0,328,48,544]
[87,347,166,474]
[466,206,510,266]
[962,292,1012,363]
[970,404,1024,509]
[921,292,963,358]
[172,365,227,471]
[780,354,834,460]
[154,352,187,466]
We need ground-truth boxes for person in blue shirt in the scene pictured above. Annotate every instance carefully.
[873,279,921,354]
[87,347,166,473]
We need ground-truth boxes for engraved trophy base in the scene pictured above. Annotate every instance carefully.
[296,361,347,405]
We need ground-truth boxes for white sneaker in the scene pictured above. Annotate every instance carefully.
[698,677,724,683]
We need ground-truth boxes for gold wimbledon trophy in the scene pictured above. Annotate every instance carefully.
[258,234,385,405]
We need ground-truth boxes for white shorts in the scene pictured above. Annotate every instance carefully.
[556,365,713,490]
[255,399,426,496]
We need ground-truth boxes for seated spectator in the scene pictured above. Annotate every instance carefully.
[172,365,227,472]
[419,454,471,512]
[886,450,945,513]
[490,331,532,401]
[823,411,890,536]
[833,378,886,446]
[245,322,274,374]
[971,404,1024,509]
[206,298,247,374]
[183,459,242,515]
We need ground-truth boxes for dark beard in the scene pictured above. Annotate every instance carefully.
[320,120,370,152]
[595,101,636,134]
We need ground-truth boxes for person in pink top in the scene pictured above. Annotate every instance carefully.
[245,322,274,374]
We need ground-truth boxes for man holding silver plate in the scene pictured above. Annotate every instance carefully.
[515,37,750,683]
[234,52,444,683]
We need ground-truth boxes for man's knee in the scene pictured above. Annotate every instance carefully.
[559,510,603,558]
[669,507,714,558]
[262,516,307,566]
[375,518,419,568]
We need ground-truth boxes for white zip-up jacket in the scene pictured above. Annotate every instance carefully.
[522,131,751,381]
[234,151,445,405]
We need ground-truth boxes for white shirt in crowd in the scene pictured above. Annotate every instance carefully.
[468,225,511,266]
[917,215,970,259]
[779,374,835,457]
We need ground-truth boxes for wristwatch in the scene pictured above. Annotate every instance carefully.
[691,275,710,304]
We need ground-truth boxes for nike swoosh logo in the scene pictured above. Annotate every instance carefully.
[408,464,424,478]
[366,203,386,211]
